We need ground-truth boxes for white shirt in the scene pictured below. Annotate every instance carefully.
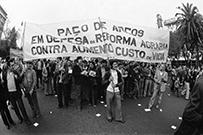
[107,69,119,93]
[0,72,3,83]
[101,67,106,79]
[7,71,17,92]
[37,61,42,70]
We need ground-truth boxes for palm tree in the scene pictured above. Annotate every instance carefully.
[175,3,203,66]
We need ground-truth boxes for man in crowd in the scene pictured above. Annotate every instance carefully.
[72,56,84,111]
[36,59,43,89]
[0,67,16,129]
[175,69,203,135]
[143,64,153,97]
[148,64,168,109]
[61,59,73,107]
[3,58,31,125]
[22,61,41,118]
[55,57,65,108]
[96,59,109,103]
[104,61,125,123]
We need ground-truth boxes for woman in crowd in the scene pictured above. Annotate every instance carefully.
[61,61,72,107]
[88,61,97,107]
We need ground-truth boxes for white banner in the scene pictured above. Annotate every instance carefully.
[23,18,169,63]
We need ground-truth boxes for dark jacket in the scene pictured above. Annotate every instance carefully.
[103,69,123,91]
[96,66,110,86]
[182,74,203,130]
[2,69,22,100]
[72,64,83,85]
[62,70,72,85]
[0,78,9,110]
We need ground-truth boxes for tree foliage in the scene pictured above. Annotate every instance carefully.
[0,27,20,58]
[175,3,203,64]
[5,27,19,49]
[0,40,10,58]
[169,31,183,58]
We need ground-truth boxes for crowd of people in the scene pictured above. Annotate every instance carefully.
[0,56,202,133]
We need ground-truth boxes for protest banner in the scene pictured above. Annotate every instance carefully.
[23,18,169,63]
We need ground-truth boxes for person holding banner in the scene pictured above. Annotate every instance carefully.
[104,61,125,123]
[148,64,168,109]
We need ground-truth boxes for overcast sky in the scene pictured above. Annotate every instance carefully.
[0,0,203,29]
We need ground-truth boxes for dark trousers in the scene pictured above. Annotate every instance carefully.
[98,84,106,102]
[36,70,42,88]
[58,83,71,107]
[26,91,40,117]
[0,106,15,126]
[53,75,57,94]
[144,79,153,97]
[90,85,97,106]
[57,83,63,107]
[73,85,82,109]
[64,83,71,106]
[9,93,29,121]
[175,120,201,135]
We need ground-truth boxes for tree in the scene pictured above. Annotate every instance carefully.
[175,3,203,65]
[0,40,10,58]
[0,27,20,58]
[5,27,19,49]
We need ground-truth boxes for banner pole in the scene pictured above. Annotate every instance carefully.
[22,21,26,61]
[98,17,110,61]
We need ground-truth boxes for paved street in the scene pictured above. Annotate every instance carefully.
[0,87,188,135]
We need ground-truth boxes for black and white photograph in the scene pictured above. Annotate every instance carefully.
[0,0,203,134]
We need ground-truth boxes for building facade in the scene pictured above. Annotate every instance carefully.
[0,5,7,38]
